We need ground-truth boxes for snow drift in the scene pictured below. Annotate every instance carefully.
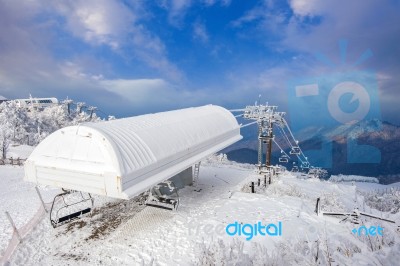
[24,105,242,199]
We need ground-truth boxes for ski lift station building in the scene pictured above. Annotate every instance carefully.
[24,105,242,199]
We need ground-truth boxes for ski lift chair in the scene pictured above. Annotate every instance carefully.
[50,189,94,228]
[279,154,289,163]
[290,146,301,155]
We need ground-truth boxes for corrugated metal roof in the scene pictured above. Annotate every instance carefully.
[24,105,242,199]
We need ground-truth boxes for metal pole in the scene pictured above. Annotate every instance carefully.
[35,186,48,213]
[5,211,22,243]
[257,123,263,171]
[265,137,269,167]
[266,120,273,167]
[315,198,320,215]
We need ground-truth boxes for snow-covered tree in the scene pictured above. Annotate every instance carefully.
[62,98,74,115]
[0,127,11,159]
[0,101,31,158]
[0,101,29,142]
[0,98,106,151]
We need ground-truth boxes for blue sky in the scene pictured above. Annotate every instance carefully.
[0,0,399,124]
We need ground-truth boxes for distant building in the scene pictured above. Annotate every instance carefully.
[13,97,58,110]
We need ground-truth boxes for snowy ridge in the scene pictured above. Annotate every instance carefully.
[329,174,379,183]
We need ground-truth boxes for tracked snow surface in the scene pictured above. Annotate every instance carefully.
[1,152,400,265]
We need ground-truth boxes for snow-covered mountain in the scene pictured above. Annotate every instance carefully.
[224,119,400,184]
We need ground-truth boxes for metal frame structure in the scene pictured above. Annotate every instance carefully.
[145,181,180,211]
[231,103,311,173]
[315,198,399,228]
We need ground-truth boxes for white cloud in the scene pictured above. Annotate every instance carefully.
[1,0,399,122]
[131,26,183,81]
[282,0,400,61]
[101,78,170,103]
[50,59,185,109]
[161,0,231,26]
[230,0,400,122]
[289,0,320,17]
[231,1,286,32]
[54,0,135,49]
[193,21,209,43]
[54,1,183,81]
[0,0,184,110]
[203,0,231,7]
[221,0,232,6]
[59,61,88,79]
[167,0,192,26]
[231,6,264,27]
[99,77,246,112]
[99,78,200,111]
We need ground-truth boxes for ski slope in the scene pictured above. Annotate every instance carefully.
[0,150,399,265]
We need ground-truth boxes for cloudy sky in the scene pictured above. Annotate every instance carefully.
[0,0,399,123]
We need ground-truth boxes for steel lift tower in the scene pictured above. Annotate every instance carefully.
[232,102,311,174]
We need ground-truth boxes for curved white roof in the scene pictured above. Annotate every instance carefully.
[24,105,242,199]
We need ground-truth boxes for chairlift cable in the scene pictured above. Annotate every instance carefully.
[277,124,295,149]
[272,138,290,158]
[281,118,309,164]
[240,121,258,128]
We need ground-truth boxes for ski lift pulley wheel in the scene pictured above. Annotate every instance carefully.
[49,189,94,228]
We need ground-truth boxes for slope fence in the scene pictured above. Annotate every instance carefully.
[0,158,26,166]
[0,202,51,266]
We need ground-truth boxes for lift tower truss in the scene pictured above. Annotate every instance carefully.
[237,103,310,174]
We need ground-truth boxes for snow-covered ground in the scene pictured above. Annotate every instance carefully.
[0,150,399,265]
[7,145,35,160]
[0,146,59,254]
